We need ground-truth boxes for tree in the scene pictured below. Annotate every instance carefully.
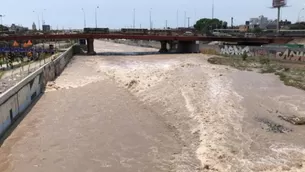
[289,22,305,30]
[251,27,262,33]
[194,18,226,33]
[0,25,9,32]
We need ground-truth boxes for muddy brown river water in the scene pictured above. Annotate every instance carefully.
[0,40,305,172]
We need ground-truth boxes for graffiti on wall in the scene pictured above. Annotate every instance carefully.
[276,49,305,62]
[220,45,253,56]
[254,49,268,57]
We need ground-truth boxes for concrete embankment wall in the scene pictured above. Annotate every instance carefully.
[0,45,80,137]
[200,44,305,62]
[109,39,161,49]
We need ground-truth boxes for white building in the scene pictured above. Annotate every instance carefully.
[249,15,276,29]
[32,22,37,31]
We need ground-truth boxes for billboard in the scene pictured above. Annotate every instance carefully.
[272,0,287,7]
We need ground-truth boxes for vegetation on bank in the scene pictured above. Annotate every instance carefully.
[207,54,305,91]
[0,70,4,79]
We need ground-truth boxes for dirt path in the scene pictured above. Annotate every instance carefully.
[0,40,305,172]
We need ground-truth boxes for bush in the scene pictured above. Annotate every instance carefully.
[259,57,270,64]
[242,52,248,61]
[261,65,276,73]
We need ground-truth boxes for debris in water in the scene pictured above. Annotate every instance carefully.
[127,79,138,89]
[278,115,305,125]
[257,118,292,133]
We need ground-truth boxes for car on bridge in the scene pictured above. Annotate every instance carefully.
[121,28,149,35]
[84,28,110,34]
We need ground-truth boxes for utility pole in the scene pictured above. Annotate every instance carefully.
[95,6,99,28]
[81,8,86,28]
[165,20,168,28]
[133,8,136,28]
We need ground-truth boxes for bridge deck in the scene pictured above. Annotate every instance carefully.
[0,33,293,44]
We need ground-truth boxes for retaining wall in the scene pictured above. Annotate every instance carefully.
[0,45,80,137]
[200,44,305,62]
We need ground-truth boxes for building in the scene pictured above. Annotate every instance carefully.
[42,24,51,32]
[32,22,37,31]
[266,19,292,29]
[239,25,249,32]
[249,15,270,29]
[9,24,28,32]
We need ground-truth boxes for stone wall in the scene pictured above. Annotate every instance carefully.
[0,45,79,137]
[199,44,305,62]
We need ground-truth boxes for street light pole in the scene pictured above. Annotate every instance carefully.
[33,11,40,30]
[184,11,186,27]
[187,17,190,28]
[212,0,214,19]
[42,9,46,25]
[194,9,197,25]
[95,6,99,28]
[176,10,179,28]
[133,8,136,28]
[149,8,152,29]
[0,15,5,32]
[81,8,86,28]
[298,8,305,22]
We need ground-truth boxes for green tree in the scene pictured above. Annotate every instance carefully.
[289,22,305,30]
[251,27,262,33]
[194,18,225,33]
[0,25,9,32]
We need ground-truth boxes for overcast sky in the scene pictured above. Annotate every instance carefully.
[0,0,303,29]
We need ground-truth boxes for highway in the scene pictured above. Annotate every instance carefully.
[1,41,305,172]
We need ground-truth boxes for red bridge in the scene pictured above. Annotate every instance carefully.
[0,33,293,54]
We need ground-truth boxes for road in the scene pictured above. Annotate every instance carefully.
[1,40,305,172]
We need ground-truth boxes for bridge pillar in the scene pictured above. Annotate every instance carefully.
[177,41,200,53]
[168,41,178,52]
[159,41,168,53]
[87,38,96,55]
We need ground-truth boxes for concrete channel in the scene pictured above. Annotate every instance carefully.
[0,40,305,172]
